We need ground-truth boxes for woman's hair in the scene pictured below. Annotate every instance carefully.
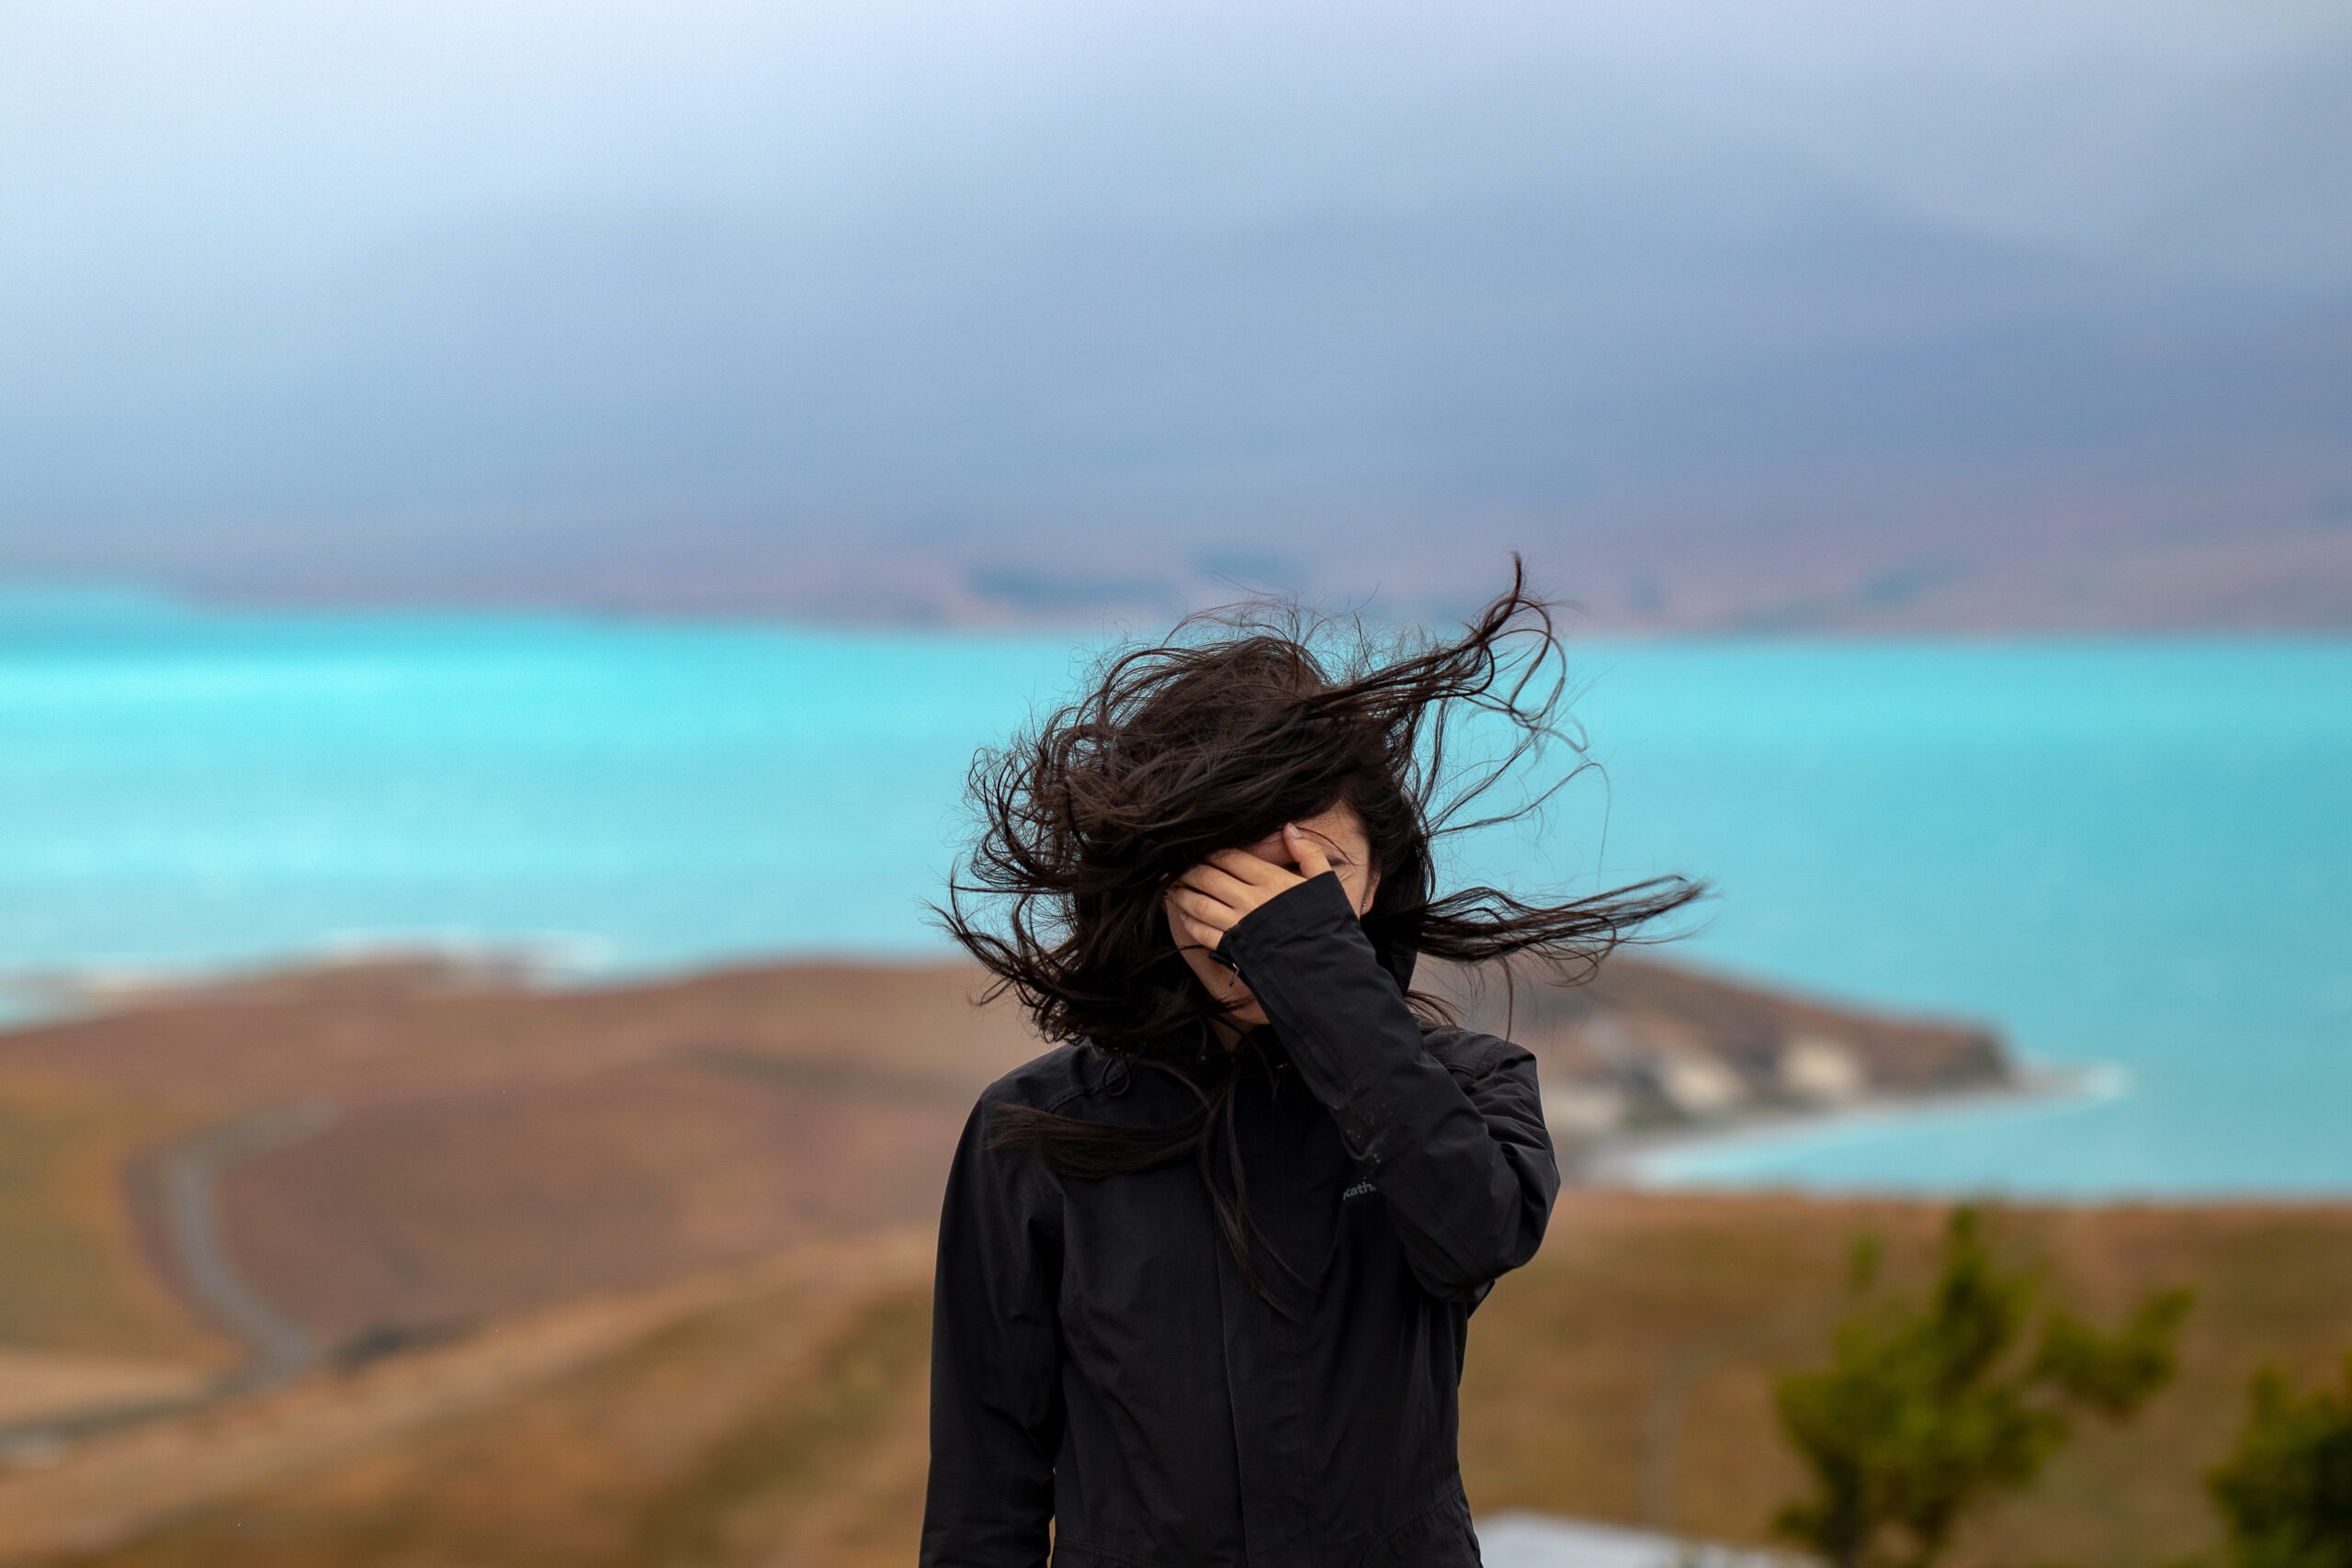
[925,552,1712,1314]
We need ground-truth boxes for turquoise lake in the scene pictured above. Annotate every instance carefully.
[4,583,2346,1199]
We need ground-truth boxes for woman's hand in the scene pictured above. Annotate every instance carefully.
[1163,822,1334,963]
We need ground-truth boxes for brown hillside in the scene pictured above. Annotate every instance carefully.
[4,1192,2349,1568]
[0,946,2006,1367]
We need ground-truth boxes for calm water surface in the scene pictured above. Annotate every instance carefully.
[4,583,2346,1198]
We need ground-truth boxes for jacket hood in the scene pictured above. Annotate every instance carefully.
[1368,908,1419,993]
[1365,852,1427,995]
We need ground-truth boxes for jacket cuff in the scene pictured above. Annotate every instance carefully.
[1218,868,1397,1122]
[1221,867,1361,957]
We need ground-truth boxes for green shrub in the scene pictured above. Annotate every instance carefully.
[1771,1201,2194,1568]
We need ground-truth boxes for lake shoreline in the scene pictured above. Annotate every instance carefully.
[6,939,2339,1206]
[1569,1057,2122,1190]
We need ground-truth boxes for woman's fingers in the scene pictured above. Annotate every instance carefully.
[1177,916,1225,959]
[1169,824,1338,982]
[1204,851,1298,888]
[1172,858,1260,909]
[1166,883,1241,934]
[1176,829,1327,929]
[1282,822,1332,879]
[1162,894,1232,962]
[1205,845,1295,890]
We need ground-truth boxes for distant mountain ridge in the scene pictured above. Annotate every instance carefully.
[8,37,2347,635]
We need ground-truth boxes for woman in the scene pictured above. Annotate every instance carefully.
[920,556,1710,1567]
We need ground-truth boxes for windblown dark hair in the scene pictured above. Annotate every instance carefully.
[923,552,1713,1315]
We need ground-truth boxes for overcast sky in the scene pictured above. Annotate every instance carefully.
[4,0,2346,618]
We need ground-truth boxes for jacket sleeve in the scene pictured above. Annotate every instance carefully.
[1220,868,1562,1306]
[919,1086,1065,1568]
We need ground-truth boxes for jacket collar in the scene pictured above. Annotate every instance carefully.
[1365,851,1426,994]
[1369,911,1419,993]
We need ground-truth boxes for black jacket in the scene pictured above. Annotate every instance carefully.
[920,867,1562,1568]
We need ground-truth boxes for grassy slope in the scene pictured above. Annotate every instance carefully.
[14,1233,939,1568]
[1464,1190,2352,1566]
[13,1190,2351,1568]
[0,1071,230,1366]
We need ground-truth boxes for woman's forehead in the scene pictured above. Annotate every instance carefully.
[1239,803,1366,857]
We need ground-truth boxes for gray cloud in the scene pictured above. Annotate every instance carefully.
[3,0,2346,624]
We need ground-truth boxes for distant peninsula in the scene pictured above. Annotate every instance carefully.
[1419,947,2067,1179]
